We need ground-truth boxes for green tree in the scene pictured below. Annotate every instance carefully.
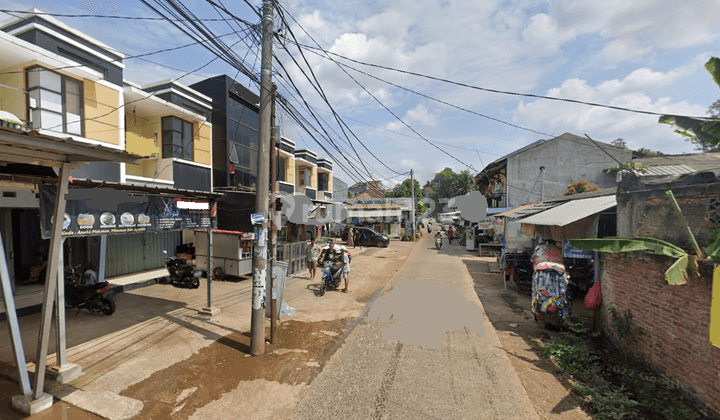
[659,57,720,152]
[388,178,428,216]
[426,168,477,215]
[634,147,663,157]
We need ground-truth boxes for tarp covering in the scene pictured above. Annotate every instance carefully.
[568,238,689,285]
[520,195,616,227]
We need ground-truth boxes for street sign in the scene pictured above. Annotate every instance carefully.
[251,212,265,225]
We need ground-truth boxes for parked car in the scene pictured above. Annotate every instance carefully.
[341,226,390,247]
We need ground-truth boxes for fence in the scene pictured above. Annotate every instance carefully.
[276,241,307,277]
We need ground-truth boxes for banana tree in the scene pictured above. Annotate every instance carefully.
[659,57,720,151]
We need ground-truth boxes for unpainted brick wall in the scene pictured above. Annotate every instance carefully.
[600,252,720,415]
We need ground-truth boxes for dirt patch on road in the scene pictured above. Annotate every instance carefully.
[121,318,350,420]
[463,258,591,420]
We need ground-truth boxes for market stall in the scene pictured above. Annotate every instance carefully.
[195,229,254,279]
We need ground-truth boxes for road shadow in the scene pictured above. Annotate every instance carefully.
[0,288,197,365]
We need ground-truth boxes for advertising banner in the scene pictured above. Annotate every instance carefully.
[40,186,214,239]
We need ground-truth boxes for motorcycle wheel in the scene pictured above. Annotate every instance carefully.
[191,276,200,289]
[101,299,116,315]
[319,277,326,296]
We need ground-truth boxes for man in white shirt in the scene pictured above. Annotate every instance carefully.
[306,238,321,280]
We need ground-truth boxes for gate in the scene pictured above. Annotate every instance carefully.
[276,241,307,277]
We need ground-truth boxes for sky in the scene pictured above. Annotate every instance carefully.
[2,0,720,187]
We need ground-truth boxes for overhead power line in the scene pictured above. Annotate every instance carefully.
[0,8,254,25]
[288,41,719,122]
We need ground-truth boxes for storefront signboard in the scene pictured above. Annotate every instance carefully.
[39,186,214,239]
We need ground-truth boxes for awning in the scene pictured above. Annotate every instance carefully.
[0,126,142,166]
[520,195,617,227]
[494,202,558,218]
[347,208,401,218]
[487,206,514,215]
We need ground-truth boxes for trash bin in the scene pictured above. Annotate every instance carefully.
[265,261,288,320]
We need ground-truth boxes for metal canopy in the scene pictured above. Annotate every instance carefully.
[520,195,617,227]
[0,126,142,409]
[0,126,142,166]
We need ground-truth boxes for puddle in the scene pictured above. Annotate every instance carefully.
[121,318,349,420]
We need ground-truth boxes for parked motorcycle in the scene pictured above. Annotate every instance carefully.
[163,250,201,288]
[64,264,116,315]
[427,226,432,233]
[319,260,342,296]
[435,236,443,250]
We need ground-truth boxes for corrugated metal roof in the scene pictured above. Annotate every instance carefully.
[639,164,696,177]
[520,195,616,227]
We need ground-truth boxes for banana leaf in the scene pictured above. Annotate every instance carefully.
[568,238,688,285]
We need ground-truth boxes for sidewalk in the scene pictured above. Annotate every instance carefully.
[0,241,392,419]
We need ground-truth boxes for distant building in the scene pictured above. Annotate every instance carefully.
[333,177,349,202]
[476,133,632,208]
[348,180,384,197]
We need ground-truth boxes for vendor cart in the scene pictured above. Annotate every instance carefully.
[195,230,254,280]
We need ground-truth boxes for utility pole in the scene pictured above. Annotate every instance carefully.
[411,169,415,240]
[269,83,277,344]
[251,0,274,356]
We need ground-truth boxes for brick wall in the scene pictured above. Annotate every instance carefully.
[600,252,720,415]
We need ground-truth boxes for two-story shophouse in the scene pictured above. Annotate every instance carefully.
[0,10,214,299]
[189,76,334,241]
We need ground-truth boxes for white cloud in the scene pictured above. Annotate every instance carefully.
[513,64,709,154]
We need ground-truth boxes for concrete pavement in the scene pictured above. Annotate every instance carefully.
[0,240,409,419]
[291,234,539,419]
[1,234,537,419]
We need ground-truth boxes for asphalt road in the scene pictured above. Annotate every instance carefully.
[291,234,539,420]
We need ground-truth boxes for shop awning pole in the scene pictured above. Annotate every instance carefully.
[98,234,107,283]
[0,223,31,395]
[207,227,213,306]
[55,238,66,367]
[33,162,70,400]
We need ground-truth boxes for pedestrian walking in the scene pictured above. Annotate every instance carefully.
[340,246,351,293]
[306,238,321,280]
[347,227,355,248]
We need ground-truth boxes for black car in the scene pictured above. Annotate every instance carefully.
[341,226,390,248]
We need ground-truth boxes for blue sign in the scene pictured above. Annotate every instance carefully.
[251,212,265,225]
[563,239,594,259]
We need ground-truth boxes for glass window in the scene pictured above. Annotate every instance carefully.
[318,173,329,191]
[26,67,83,135]
[276,156,286,182]
[161,116,194,160]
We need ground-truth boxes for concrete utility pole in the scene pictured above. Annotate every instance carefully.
[269,83,277,344]
[411,169,415,240]
[251,0,274,356]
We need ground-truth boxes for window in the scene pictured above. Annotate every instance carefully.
[27,66,84,135]
[276,156,286,182]
[318,172,329,191]
[161,116,194,160]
